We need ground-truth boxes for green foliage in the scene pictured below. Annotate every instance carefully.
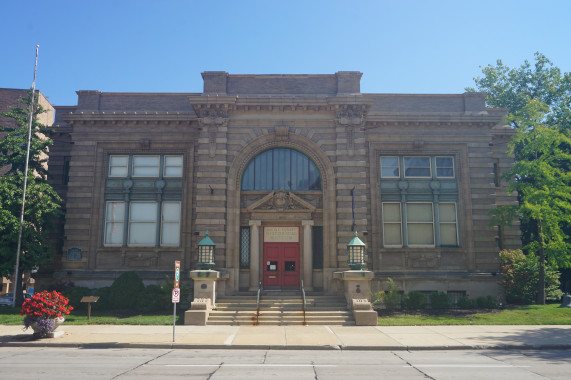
[429,292,451,309]
[403,291,426,310]
[135,284,171,313]
[476,296,499,309]
[94,287,112,310]
[499,249,564,304]
[0,90,61,305]
[469,53,571,304]
[61,286,92,311]
[372,278,401,311]
[108,272,145,310]
[457,296,477,309]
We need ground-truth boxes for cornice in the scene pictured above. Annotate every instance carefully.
[61,111,198,126]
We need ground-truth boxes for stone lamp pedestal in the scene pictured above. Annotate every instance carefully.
[184,270,219,325]
[334,270,377,326]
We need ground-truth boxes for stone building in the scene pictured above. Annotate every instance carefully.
[44,72,519,300]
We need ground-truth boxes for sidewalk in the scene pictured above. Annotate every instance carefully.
[1,324,571,350]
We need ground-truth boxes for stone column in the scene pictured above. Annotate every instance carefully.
[249,220,262,291]
[302,220,314,290]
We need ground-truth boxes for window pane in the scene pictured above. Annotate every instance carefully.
[308,160,322,190]
[408,224,434,245]
[436,157,454,177]
[164,155,183,177]
[161,223,180,245]
[407,203,433,222]
[439,203,457,222]
[384,224,402,246]
[440,224,458,246]
[109,155,128,177]
[381,157,400,177]
[404,157,431,177]
[241,162,255,190]
[162,202,181,222]
[130,202,157,221]
[106,201,125,221]
[105,222,124,244]
[383,203,401,222]
[273,148,290,190]
[133,156,160,177]
[312,226,323,269]
[129,223,156,245]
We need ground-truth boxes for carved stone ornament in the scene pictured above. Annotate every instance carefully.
[197,108,228,128]
[336,105,364,127]
[247,190,317,212]
[274,125,290,141]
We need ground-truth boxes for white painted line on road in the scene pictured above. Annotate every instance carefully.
[409,365,529,368]
[224,329,238,345]
[165,364,338,367]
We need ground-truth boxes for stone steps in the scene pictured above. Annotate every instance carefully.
[207,294,354,326]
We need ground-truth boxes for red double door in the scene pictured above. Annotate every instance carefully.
[263,242,300,289]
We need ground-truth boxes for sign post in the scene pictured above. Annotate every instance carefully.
[172,260,180,342]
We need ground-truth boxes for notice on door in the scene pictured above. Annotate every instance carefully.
[264,227,299,243]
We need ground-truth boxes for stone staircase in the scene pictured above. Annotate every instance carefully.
[207,292,355,326]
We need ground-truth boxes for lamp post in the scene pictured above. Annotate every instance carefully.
[347,231,366,270]
[197,231,215,270]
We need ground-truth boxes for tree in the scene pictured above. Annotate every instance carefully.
[468,53,571,304]
[0,90,61,306]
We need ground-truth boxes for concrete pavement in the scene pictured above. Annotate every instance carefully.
[1,324,571,350]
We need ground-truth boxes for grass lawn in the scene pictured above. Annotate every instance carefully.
[1,304,570,326]
[0,307,184,326]
[377,304,571,325]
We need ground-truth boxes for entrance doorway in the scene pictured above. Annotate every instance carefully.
[263,242,300,288]
[262,226,300,289]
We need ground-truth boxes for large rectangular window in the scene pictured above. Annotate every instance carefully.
[107,154,183,178]
[104,201,181,247]
[406,203,435,246]
[436,157,454,178]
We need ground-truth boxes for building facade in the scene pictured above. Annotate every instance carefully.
[44,72,519,299]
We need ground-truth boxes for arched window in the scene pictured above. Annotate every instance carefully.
[241,148,321,191]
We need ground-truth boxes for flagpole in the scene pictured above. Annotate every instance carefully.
[12,45,39,308]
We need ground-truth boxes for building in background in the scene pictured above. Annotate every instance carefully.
[42,72,519,299]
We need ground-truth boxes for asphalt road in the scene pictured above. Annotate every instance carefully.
[1,347,570,379]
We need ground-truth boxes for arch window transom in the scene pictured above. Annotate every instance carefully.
[241,148,322,191]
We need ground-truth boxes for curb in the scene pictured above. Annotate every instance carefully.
[3,341,571,351]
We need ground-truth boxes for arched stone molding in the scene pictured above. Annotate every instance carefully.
[226,133,337,292]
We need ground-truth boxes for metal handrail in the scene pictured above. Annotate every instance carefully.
[300,280,307,325]
[255,281,262,325]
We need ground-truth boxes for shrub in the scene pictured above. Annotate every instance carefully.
[429,292,451,309]
[372,278,401,312]
[499,249,563,304]
[135,284,171,313]
[61,286,92,311]
[403,291,426,310]
[476,295,499,309]
[93,287,113,310]
[456,296,477,309]
[108,272,145,310]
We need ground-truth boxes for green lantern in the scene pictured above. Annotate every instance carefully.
[197,231,216,270]
[347,231,366,270]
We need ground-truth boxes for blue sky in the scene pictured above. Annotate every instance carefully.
[2,0,570,106]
